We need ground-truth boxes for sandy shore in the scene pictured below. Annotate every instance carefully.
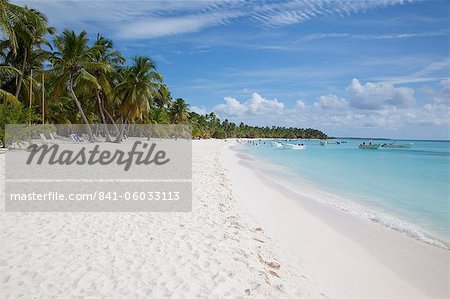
[1,139,448,298]
[223,140,449,298]
[0,140,318,298]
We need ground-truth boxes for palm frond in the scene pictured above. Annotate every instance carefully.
[0,65,22,77]
[0,88,20,105]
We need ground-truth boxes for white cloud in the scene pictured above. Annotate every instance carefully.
[118,11,240,39]
[249,0,414,26]
[295,99,306,110]
[414,59,450,77]
[214,97,248,116]
[214,92,285,117]
[315,94,348,109]
[299,31,449,42]
[14,0,416,39]
[190,105,208,115]
[379,59,450,84]
[210,80,449,139]
[347,78,415,110]
[431,78,450,104]
[247,92,285,114]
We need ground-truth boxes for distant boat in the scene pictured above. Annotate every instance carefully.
[381,142,413,148]
[359,142,381,149]
[320,140,340,145]
[270,141,283,148]
[282,143,306,150]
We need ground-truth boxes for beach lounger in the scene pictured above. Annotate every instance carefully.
[70,134,84,143]
[40,134,49,144]
[49,133,57,142]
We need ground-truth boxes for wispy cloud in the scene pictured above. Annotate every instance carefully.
[249,0,416,26]
[377,58,450,84]
[15,0,417,39]
[298,30,449,42]
[117,11,244,39]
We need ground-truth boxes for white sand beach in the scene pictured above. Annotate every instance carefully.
[1,139,449,298]
[0,140,318,298]
[223,140,449,298]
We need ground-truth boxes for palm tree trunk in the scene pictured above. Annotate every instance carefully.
[14,49,27,98]
[95,89,112,142]
[115,112,130,143]
[102,101,120,135]
[69,77,94,142]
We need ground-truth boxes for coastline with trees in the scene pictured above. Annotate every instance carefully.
[0,0,327,142]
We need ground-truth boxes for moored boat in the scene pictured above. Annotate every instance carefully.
[282,143,306,150]
[270,141,283,148]
[381,142,413,148]
[359,142,380,149]
[320,140,340,145]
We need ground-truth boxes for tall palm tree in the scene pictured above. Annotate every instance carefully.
[168,98,189,124]
[153,83,172,108]
[0,0,48,56]
[50,30,103,141]
[1,0,54,101]
[89,35,124,141]
[114,56,162,142]
[11,9,54,98]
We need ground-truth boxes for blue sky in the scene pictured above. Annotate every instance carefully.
[16,0,450,139]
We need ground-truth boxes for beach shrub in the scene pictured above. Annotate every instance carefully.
[0,103,38,147]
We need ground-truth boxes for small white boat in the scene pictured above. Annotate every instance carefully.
[381,142,413,148]
[282,143,306,150]
[359,143,380,149]
[320,140,340,145]
[270,141,283,148]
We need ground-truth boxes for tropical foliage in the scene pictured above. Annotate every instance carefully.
[0,1,327,141]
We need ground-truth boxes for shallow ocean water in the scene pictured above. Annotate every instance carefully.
[240,139,450,247]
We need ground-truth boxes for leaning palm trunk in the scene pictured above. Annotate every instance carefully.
[102,101,120,136]
[115,112,130,143]
[95,89,112,142]
[14,49,27,98]
[69,78,94,142]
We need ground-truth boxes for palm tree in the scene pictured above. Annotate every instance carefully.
[168,98,189,124]
[114,56,162,142]
[148,107,169,124]
[0,0,49,56]
[153,84,172,108]
[11,9,54,98]
[1,1,54,103]
[89,35,124,141]
[50,30,103,141]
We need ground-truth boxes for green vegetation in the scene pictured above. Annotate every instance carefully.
[0,0,327,140]
[0,103,38,145]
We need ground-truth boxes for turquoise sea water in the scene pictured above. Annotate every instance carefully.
[239,139,450,247]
